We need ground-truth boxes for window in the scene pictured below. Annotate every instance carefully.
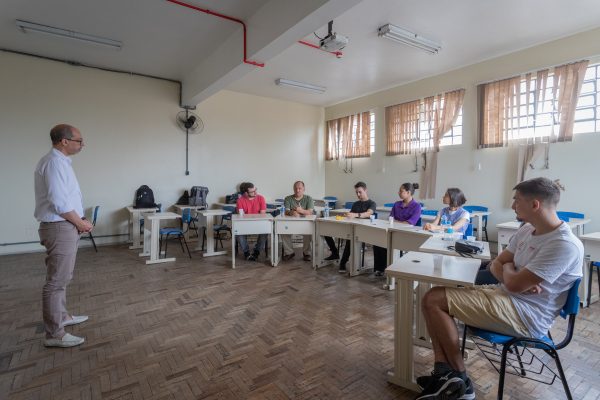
[479,60,589,147]
[386,89,465,156]
[420,104,463,148]
[573,63,600,135]
[326,111,373,160]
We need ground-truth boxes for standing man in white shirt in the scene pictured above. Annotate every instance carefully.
[34,124,93,348]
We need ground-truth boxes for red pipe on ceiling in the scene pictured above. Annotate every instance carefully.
[166,0,265,67]
[298,40,343,58]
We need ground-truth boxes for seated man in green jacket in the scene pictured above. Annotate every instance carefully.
[281,181,314,262]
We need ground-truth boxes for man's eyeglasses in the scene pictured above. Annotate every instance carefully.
[66,138,84,144]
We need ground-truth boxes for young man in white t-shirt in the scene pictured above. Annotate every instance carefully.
[415,177,583,400]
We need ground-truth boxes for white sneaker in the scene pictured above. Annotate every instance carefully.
[63,315,89,326]
[44,333,85,348]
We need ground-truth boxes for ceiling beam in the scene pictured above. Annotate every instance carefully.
[179,0,362,106]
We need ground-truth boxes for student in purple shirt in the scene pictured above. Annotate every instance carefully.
[374,183,422,276]
[390,182,422,226]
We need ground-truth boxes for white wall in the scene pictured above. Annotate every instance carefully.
[324,27,600,241]
[0,51,324,255]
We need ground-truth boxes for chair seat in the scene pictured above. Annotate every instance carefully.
[213,224,230,231]
[469,327,555,349]
[160,228,183,235]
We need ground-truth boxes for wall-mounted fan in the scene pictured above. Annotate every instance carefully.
[176,109,204,175]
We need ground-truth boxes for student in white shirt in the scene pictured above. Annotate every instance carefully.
[34,124,93,348]
[415,177,583,400]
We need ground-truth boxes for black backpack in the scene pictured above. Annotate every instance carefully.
[176,190,190,205]
[189,186,209,208]
[225,193,240,204]
[134,185,157,209]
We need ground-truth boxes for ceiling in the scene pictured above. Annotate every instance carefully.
[3,0,600,107]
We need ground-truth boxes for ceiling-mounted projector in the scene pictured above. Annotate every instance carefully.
[320,33,348,51]
[319,20,348,52]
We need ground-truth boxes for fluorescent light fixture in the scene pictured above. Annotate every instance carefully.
[16,19,122,50]
[378,23,441,54]
[275,78,326,94]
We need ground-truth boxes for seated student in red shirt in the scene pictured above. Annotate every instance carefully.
[235,182,267,261]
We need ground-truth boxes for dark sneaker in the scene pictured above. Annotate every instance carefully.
[247,253,256,261]
[244,252,251,260]
[282,253,295,261]
[251,251,260,261]
[338,265,347,273]
[324,254,339,261]
[417,370,445,390]
[374,270,384,277]
[303,254,312,261]
[414,371,466,400]
[458,378,475,399]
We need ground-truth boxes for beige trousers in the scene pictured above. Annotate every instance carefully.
[38,221,80,338]
[281,235,312,256]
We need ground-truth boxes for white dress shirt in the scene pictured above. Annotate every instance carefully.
[34,148,84,222]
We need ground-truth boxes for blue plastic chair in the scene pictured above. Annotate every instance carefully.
[462,279,581,399]
[159,207,192,259]
[463,223,473,240]
[204,205,235,251]
[556,211,585,222]
[81,205,100,252]
[384,202,395,207]
[344,201,354,209]
[324,196,338,209]
[417,209,438,227]
[463,205,489,242]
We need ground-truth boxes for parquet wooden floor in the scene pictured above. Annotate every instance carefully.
[1,243,599,400]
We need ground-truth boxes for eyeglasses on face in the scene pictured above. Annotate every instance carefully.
[66,138,84,144]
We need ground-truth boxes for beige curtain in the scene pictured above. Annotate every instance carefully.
[326,112,371,160]
[419,89,465,199]
[478,76,521,147]
[386,100,420,155]
[325,119,339,160]
[347,112,371,158]
[552,60,589,142]
[479,60,589,147]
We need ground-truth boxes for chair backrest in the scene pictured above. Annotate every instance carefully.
[557,211,585,222]
[324,196,338,208]
[421,209,438,216]
[91,206,100,225]
[221,205,235,221]
[181,208,192,224]
[561,278,581,318]
[384,202,395,207]
[419,202,425,208]
[463,205,489,224]
[344,201,354,209]
[463,223,474,239]
[553,278,581,350]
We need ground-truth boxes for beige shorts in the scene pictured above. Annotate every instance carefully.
[445,286,530,337]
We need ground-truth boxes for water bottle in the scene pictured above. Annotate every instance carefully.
[441,214,452,240]
[239,209,245,216]
[388,216,394,226]
[370,214,376,224]
[280,205,286,217]
[324,206,330,218]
